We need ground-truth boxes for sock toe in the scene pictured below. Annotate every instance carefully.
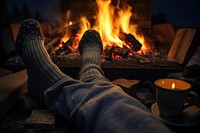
[15,19,44,51]
[15,19,67,102]
[78,30,103,55]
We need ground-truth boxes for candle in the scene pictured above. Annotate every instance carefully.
[155,79,191,91]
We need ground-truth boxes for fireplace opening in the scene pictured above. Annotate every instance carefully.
[41,0,185,71]
[1,0,199,80]
[39,0,171,68]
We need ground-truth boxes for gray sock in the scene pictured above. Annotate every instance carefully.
[15,19,66,101]
[78,30,104,80]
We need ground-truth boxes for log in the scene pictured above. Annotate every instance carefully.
[119,32,142,51]
[132,52,151,63]
[113,46,130,58]
[103,45,114,61]
[123,44,150,63]
[55,38,74,55]
[45,37,62,51]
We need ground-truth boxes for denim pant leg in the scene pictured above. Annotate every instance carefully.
[44,76,172,133]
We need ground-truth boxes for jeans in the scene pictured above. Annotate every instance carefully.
[44,76,172,133]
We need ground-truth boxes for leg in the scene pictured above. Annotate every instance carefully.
[78,30,105,80]
[16,19,172,133]
[45,30,172,133]
[15,19,70,102]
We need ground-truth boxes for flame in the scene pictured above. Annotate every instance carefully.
[171,83,176,90]
[96,0,148,52]
[61,36,69,43]
[69,21,73,26]
[61,0,149,54]
[96,0,123,48]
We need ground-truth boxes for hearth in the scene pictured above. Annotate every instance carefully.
[43,0,166,65]
[1,0,192,81]
[41,0,183,80]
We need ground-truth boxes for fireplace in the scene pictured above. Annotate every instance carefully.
[43,0,165,66]
[1,0,195,81]
[43,0,184,80]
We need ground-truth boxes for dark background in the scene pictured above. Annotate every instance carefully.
[152,0,200,28]
[6,0,200,28]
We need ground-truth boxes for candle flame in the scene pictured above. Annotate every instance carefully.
[171,83,175,90]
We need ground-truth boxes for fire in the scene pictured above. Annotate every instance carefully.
[61,36,69,43]
[61,0,149,55]
[97,0,123,48]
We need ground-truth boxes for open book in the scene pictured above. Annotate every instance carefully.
[167,28,199,65]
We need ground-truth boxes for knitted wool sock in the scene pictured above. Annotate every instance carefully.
[78,30,104,80]
[15,19,67,101]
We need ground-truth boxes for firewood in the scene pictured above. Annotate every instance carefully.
[55,38,74,55]
[104,45,114,61]
[132,52,150,63]
[113,46,130,58]
[119,32,142,51]
[122,44,150,63]
[45,37,62,51]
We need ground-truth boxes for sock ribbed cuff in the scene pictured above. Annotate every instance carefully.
[79,64,104,80]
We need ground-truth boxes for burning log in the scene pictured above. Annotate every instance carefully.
[103,45,130,60]
[119,32,142,52]
[122,44,150,63]
[45,37,62,51]
[55,38,74,55]
[104,45,114,61]
[113,46,130,59]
